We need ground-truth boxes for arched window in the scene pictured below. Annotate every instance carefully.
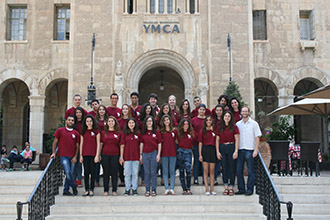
[190,0,195,14]
[128,0,134,14]
[167,0,173,14]
[159,0,164,14]
[150,0,155,14]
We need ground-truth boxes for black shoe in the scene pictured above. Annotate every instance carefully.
[235,191,246,195]
[214,181,219,186]
[194,179,199,185]
[63,191,73,196]
[72,186,78,196]
[245,191,253,196]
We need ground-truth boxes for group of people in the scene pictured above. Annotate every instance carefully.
[52,92,261,197]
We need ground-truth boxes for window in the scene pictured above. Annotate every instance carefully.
[150,0,155,14]
[189,0,195,14]
[55,5,70,40]
[159,0,164,14]
[128,0,134,14]
[300,10,316,40]
[167,0,173,14]
[7,6,27,41]
[253,10,267,40]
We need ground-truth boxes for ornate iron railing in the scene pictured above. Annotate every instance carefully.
[255,151,293,220]
[16,152,63,220]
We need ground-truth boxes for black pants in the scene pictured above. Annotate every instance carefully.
[102,154,119,193]
[118,163,124,183]
[83,156,96,191]
[8,153,23,168]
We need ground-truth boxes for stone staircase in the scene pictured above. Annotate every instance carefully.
[45,177,266,220]
[273,175,330,220]
[0,170,42,220]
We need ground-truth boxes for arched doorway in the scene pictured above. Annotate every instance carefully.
[138,67,184,105]
[1,80,30,148]
[43,79,68,152]
[294,78,323,144]
[254,78,278,135]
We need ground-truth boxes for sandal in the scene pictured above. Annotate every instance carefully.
[187,190,193,195]
[182,190,188,195]
[229,189,234,196]
[145,191,150,197]
[89,191,94,197]
[112,192,118,196]
[104,192,109,196]
[223,189,229,195]
[82,191,89,197]
[151,191,157,197]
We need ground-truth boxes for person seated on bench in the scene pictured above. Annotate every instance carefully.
[19,141,38,171]
[20,144,33,171]
[8,145,22,171]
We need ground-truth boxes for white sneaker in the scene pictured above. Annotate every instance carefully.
[169,189,176,195]
[205,191,210,196]
[211,191,217,195]
[163,190,170,195]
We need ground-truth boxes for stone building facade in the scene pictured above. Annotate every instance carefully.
[0,0,329,154]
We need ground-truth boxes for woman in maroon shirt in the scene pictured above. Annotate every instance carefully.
[176,118,194,195]
[139,103,155,130]
[156,103,178,128]
[73,107,85,187]
[118,104,132,131]
[229,97,242,123]
[100,116,122,196]
[140,115,162,197]
[216,111,239,196]
[159,114,177,195]
[119,117,140,196]
[79,115,101,196]
[179,99,191,121]
[213,104,225,185]
[198,115,217,195]
[96,105,108,132]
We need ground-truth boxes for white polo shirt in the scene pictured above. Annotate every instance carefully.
[236,117,262,151]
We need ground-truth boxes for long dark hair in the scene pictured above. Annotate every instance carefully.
[73,107,85,130]
[229,97,241,113]
[104,116,120,135]
[141,115,157,135]
[157,103,173,126]
[219,111,235,132]
[121,104,132,119]
[159,114,173,134]
[179,99,191,120]
[139,103,154,122]
[202,115,214,135]
[214,104,225,131]
[81,115,98,135]
[96,105,108,121]
[123,117,139,135]
[177,118,194,139]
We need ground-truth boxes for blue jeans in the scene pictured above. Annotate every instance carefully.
[177,148,192,191]
[124,161,140,191]
[162,156,176,190]
[220,143,235,187]
[193,145,203,181]
[60,156,76,193]
[237,149,255,193]
[214,160,221,180]
[142,151,158,192]
[73,153,82,181]
[95,162,100,183]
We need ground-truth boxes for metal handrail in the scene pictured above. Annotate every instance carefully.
[16,149,63,220]
[255,151,293,220]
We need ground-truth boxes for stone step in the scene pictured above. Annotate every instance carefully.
[0,205,28,215]
[46,213,267,220]
[276,185,330,194]
[282,204,330,215]
[0,195,29,204]
[0,185,35,194]
[282,214,330,220]
[272,176,330,185]
[50,202,263,214]
[1,215,28,220]
[280,194,330,204]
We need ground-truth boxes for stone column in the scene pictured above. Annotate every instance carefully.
[186,0,190,14]
[29,95,46,163]
[114,60,124,107]
[199,64,209,106]
[194,0,198,14]
[134,0,137,14]
[146,0,150,13]
[164,0,167,14]
[124,0,128,14]
[155,0,159,14]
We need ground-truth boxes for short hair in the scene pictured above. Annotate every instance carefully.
[148,93,158,100]
[168,95,176,100]
[198,103,206,109]
[12,145,17,149]
[130,92,139,98]
[110,93,119,99]
[242,106,250,112]
[193,96,200,100]
[91,99,99,104]
[73,94,81,99]
[67,115,75,120]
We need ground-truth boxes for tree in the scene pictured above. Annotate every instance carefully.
[223,81,245,107]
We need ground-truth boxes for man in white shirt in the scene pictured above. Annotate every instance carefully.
[235,106,261,196]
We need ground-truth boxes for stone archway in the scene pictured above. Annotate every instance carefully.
[125,49,196,104]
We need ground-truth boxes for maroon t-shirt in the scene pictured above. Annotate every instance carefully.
[177,131,193,150]
[106,106,121,119]
[74,121,82,134]
[198,130,217,146]
[97,120,106,132]
[118,118,128,131]
[191,117,205,146]
[161,130,177,157]
[101,131,121,156]
[54,127,80,157]
[65,107,87,119]
[87,111,97,118]
[141,130,162,153]
[120,133,140,161]
[233,111,242,123]
[191,107,211,118]
[130,105,142,121]
[82,129,99,156]
[172,109,180,124]
[218,125,239,144]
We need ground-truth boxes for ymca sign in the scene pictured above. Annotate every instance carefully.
[143,21,180,34]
